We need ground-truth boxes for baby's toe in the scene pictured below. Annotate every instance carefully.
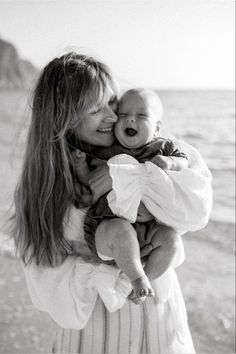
[138,288,149,298]
[128,290,146,305]
[148,288,155,297]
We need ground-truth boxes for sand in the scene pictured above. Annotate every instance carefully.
[177,221,235,354]
[0,220,235,354]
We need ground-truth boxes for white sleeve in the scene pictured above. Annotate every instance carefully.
[107,142,212,232]
[23,206,132,329]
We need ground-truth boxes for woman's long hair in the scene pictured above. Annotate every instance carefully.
[12,52,115,266]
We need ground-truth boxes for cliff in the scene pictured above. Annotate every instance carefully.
[0,37,39,89]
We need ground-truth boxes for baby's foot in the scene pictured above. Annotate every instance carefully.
[128,275,155,304]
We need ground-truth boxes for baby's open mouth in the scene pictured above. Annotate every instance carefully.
[125,128,138,136]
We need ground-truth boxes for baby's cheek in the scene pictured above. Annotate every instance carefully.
[140,124,154,143]
[114,122,124,142]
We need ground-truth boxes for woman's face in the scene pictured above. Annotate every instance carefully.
[76,84,118,147]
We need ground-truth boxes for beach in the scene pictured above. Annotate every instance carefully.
[0,89,235,353]
[178,221,235,353]
[0,220,235,353]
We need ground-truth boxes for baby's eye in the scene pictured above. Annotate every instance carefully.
[138,114,148,119]
[118,113,127,118]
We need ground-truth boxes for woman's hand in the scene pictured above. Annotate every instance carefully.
[88,160,113,202]
[136,202,154,223]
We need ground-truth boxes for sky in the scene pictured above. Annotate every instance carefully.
[0,0,235,89]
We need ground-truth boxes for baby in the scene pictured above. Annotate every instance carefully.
[72,89,188,303]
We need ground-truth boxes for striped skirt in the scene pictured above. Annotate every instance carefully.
[52,272,195,354]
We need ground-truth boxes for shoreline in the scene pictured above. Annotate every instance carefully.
[0,218,235,353]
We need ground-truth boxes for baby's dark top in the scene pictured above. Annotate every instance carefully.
[79,137,187,164]
[72,137,187,209]
[81,137,187,264]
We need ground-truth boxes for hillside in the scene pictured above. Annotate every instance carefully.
[0,37,39,89]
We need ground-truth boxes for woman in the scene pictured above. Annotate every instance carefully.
[13,52,212,353]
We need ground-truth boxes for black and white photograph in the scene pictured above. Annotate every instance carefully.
[0,0,235,353]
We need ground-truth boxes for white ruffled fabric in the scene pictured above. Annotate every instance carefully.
[24,206,185,330]
[107,142,212,232]
[23,141,212,331]
[24,255,132,329]
[24,246,183,330]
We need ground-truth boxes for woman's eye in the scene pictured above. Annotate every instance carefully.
[109,98,118,113]
[90,108,102,115]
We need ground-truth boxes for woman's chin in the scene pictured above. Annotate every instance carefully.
[95,135,115,147]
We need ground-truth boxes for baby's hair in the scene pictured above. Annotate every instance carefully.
[119,88,163,119]
[119,88,164,140]
[12,52,116,266]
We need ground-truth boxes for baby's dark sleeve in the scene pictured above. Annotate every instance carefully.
[73,183,93,209]
[162,139,188,159]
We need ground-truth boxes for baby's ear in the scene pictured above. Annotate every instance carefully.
[156,120,162,132]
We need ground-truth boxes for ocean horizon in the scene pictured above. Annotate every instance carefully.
[0,89,235,253]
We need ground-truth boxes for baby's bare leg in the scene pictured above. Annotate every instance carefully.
[144,226,180,281]
[95,219,154,302]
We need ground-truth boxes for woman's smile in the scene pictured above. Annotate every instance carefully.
[76,84,118,146]
[97,127,114,133]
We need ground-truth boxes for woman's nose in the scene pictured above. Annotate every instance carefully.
[103,106,118,122]
[126,116,136,123]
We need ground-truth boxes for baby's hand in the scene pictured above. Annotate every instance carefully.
[71,149,87,165]
[136,202,153,222]
[151,155,188,171]
[71,149,91,186]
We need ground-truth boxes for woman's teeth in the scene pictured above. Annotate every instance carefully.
[98,128,113,133]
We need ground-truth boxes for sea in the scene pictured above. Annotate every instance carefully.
[0,89,235,252]
[158,90,235,224]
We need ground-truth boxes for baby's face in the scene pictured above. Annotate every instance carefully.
[115,91,162,149]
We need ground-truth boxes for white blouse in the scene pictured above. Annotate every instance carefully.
[23,141,212,330]
[107,140,212,231]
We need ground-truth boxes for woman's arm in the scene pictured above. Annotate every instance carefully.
[23,207,91,329]
[105,142,212,232]
[23,206,131,329]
